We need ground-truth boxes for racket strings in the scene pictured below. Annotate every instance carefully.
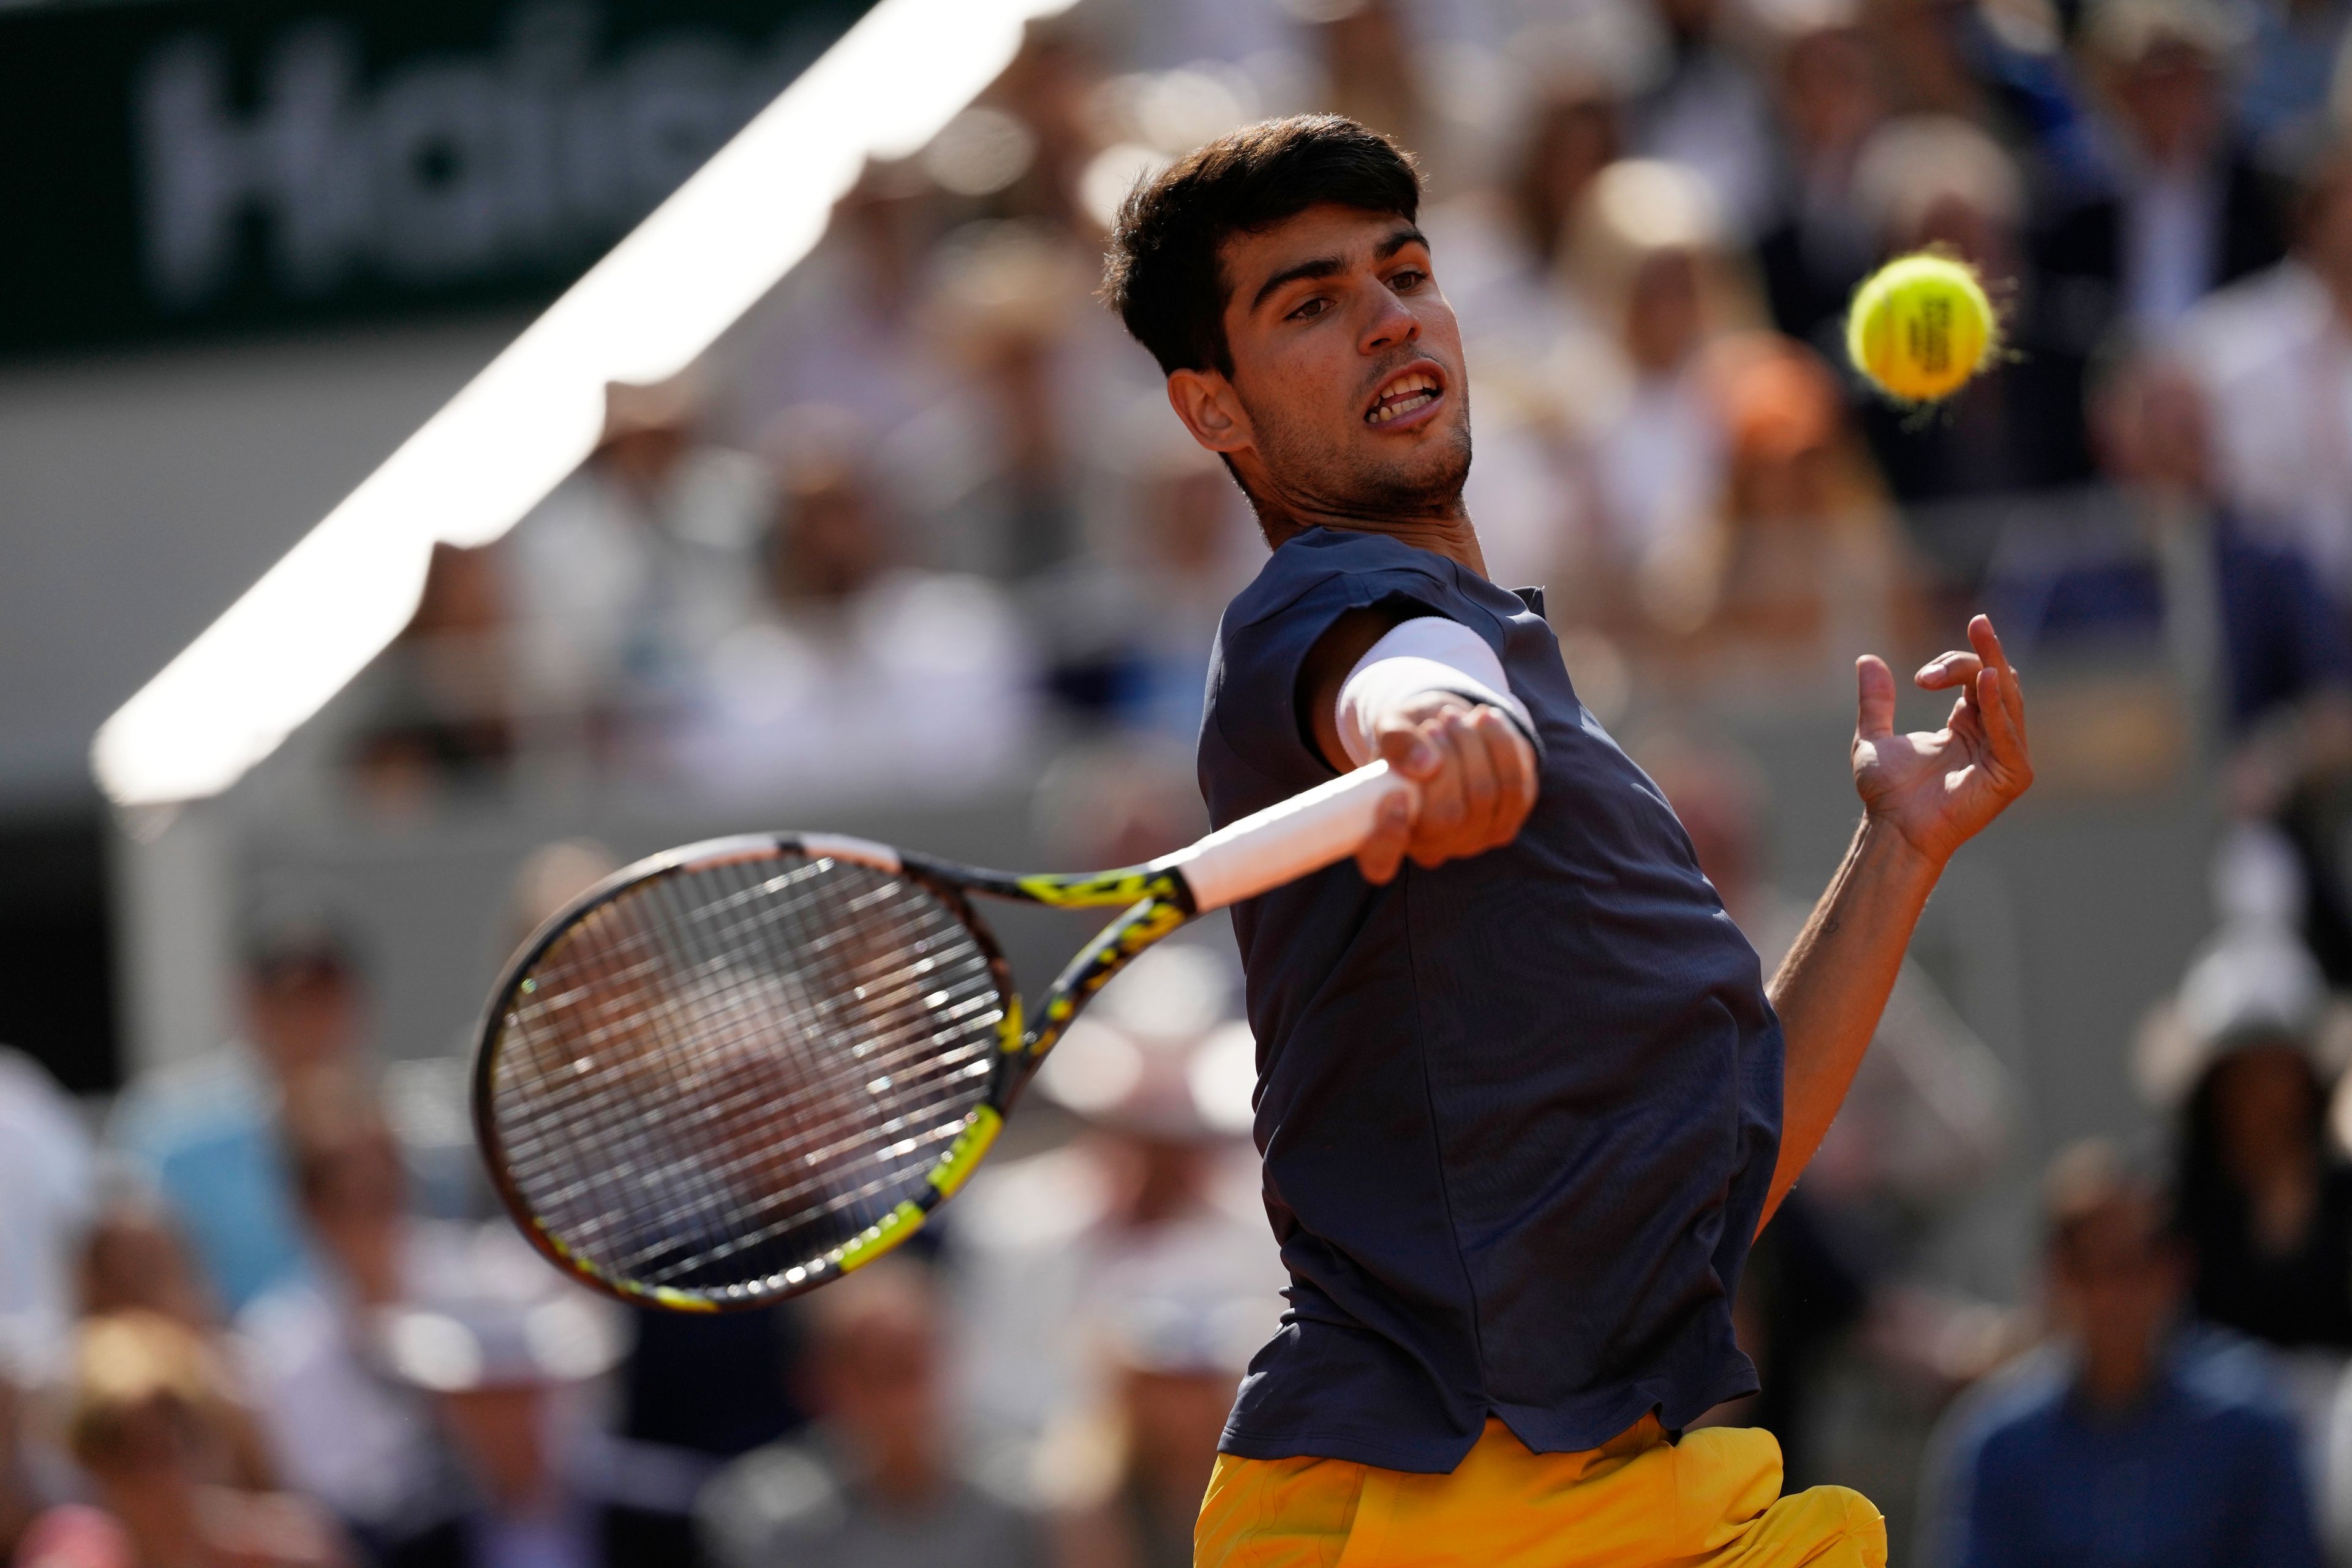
[504,863,992,1283]
[616,868,987,1263]
[487,853,1003,1297]
[529,865,984,1252]
[512,866,973,1167]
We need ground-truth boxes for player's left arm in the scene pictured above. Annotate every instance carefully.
[1760,614,2034,1233]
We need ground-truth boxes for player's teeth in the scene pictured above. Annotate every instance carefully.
[1366,382,1438,423]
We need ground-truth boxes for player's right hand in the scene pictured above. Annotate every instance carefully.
[1355,693,1537,884]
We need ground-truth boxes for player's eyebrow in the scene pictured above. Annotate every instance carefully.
[1251,255,1344,314]
[1250,225,1430,314]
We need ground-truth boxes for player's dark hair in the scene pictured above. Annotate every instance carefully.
[1101,115,1422,377]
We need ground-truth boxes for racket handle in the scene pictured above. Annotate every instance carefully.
[1160,761,1421,914]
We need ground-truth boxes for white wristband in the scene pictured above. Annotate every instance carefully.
[1335,617,1537,767]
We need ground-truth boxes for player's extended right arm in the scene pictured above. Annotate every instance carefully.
[1298,606,1539,884]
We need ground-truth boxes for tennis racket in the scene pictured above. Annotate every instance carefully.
[473,760,1417,1312]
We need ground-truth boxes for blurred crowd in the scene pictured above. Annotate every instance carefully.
[0,843,1286,1568]
[345,0,2352,818]
[47,0,2352,1561]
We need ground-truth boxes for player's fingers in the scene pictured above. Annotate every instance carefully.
[1989,633,2026,728]
[1408,718,1468,868]
[1472,709,1536,848]
[1980,666,2032,784]
[1354,788,1413,884]
[1376,716,1444,781]
[1969,614,2016,680]
[1856,655,1898,739]
[1446,709,1502,850]
[1914,650,1983,692]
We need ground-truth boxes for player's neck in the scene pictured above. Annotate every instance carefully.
[1262,507,1488,577]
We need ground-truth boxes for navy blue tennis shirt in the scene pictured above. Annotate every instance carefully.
[1199,527,1784,1473]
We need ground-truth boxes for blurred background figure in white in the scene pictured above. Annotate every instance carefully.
[374,1228,630,1568]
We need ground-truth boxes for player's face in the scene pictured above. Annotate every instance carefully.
[1169,203,1471,522]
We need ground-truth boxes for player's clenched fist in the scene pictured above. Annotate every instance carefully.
[1354,693,1537,884]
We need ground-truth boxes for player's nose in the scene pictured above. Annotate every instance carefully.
[1357,284,1420,353]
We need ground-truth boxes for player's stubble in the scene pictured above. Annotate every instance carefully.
[1236,363,1474,524]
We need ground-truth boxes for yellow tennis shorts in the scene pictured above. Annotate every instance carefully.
[1196,1415,1885,1568]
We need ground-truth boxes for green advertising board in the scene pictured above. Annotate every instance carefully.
[0,0,875,356]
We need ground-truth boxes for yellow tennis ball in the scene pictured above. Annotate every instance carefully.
[1845,253,1997,404]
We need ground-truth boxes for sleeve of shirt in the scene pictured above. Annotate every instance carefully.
[1212,553,1463,788]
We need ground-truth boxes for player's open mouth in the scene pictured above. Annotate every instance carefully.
[1365,369,1444,427]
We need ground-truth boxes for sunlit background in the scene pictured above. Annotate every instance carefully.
[6,0,2352,1560]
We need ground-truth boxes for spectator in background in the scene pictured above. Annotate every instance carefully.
[2187,136,2352,601]
[1430,66,1625,595]
[664,410,1038,806]
[0,1046,95,1390]
[110,908,364,1315]
[2037,0,2283,346]
[502,375,770,759]
[1110,429,1257,738]
[948,945,1283,1493]
[350,544,514,813]
[79,1200,222,1340]
[2011,342,2352,973]
[374,1231,628,1568]
[72,1197,285,1507]
[53,1312,345,1568]
[2233,0,2350,154]
[1027,402,1258,737]
[233,1077,460,1562]
[1920,1141,2323,1568]
[1301,0,1429,168]
[1510,74,1626,280]
[1440,61,1623,359]
[2152,925,2352,1352]
[1049,1273,1267,1568]
[1986,343,2351,739]
[696,1261,1045,1568]
[984,19,1110,238]
[1627,0,1779,236]
[0,1377,35,1562]
[1755,0,1891,353]
[1573,158,1754,608]
[1,1357,79,1565]
[1857,0,2070,146]
[922,219,1121,582]
[728,158,951,451]
[1640,333,1924,694]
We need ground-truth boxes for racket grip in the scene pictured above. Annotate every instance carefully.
[1159,761,1421,914]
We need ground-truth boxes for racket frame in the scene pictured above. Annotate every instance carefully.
[472,833,1200,1313]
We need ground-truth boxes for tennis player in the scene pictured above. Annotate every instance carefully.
[1101,117,2034,1568]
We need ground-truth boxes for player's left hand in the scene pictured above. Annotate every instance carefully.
[1852,614,2034,868]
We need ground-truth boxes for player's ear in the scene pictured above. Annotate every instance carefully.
[1166,368,1253,456]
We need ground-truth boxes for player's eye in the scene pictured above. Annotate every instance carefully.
[1287,296,1332,322]
[1390,268,1428,292]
